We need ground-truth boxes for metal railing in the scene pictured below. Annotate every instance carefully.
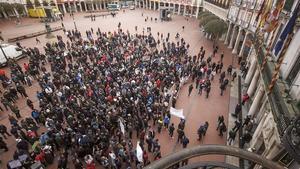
[144,145,284,169]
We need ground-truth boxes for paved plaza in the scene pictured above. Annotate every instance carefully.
[0,9,238,168]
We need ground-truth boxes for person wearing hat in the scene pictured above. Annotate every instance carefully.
[0,137,8,151]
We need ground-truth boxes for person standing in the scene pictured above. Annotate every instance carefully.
[216,115,224,130]
[177,127,184,143]
[168,123,175,138]
[0,124,11,139]
[36,37,41,44]
[188,84,194,97]
[0,137,8,152]
[10,103,21,118]
[218,122,227,136]
[182,135,189,148]
[163,115,170,129]
[26,97,34,110]
[232,120,241,132]
[228,129,236,145]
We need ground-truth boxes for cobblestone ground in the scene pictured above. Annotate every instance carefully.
[0,9,238,168]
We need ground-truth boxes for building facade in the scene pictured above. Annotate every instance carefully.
[225,0,300,168]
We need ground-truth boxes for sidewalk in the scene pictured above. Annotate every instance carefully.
[226,68,240,166]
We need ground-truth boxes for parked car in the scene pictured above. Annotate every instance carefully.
[0,43,25,66]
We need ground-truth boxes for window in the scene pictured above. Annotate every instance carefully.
[283,0,295,12]
[271,23,283,53]
[286,53,300,85]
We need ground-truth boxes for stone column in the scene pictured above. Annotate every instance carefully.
[232,28,242,54]
[24,5,29,16]
[79,2,83,12]
[13,7,19,17]
[239,32,249,56]
[62,3,67,13]
[248,85,265,116]
[178,4,180,15]
[92,1,95,10]
[247,70,260,97]
[68,1,71,12]
[224,22,232,45]
[244,58,257,85]
[228,26,238,49]
[84,2,88,11]
[183,5,186,16]
[195,6,199,18]
[74,2,78,12]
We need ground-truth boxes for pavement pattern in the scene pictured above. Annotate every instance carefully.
[0,9,238,168]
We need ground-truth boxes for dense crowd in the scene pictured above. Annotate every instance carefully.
[0,20,243,169]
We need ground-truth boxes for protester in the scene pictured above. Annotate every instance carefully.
[0,22,236,168]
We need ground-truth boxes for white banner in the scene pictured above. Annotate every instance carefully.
[119,118,125,135]
[170,107,185,119]
[136,141,143,162]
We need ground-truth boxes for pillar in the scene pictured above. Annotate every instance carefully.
[84,2,87,11]
[247,70,260,97]
[248,85,265,116]
[79,2,83,12]
[244,58,257,85]
[195,6,199,18]
[183,5,186,16]
[239,32,249,56]
[178,4,180,15]
[228,26,237,48]
[92,1,95,10]
[13,7,19,17]
[62,3,66,13]
[74,2,78,12]
[232,28,242,54]
[68,1,71,12]
[224,22,232,45]
[24,5,28,16]
[143,0,146,8]
[95,3,99,10]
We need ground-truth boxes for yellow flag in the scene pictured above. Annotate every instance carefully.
[259,0,274,27]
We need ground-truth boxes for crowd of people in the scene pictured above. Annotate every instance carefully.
[0,16,240,168]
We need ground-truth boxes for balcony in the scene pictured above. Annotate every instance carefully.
[204,0,229,9]
[203,1,228,20]
[240,20,249,28]
[228,14,237,22]
[248,24,257,32]
[233,0,242,6]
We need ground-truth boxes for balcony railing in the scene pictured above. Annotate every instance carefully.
[204,0,229,9]
[233,0,242,6]
[144,145,284,169]
[248,24,257,32]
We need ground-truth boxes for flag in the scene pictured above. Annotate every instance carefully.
[136,141,143,162]
[170,107,185,119]
[274,3,299,56]
[259,0,273,27]
[263,0,285,32]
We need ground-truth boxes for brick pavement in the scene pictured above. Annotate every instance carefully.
[0,9,238,168]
